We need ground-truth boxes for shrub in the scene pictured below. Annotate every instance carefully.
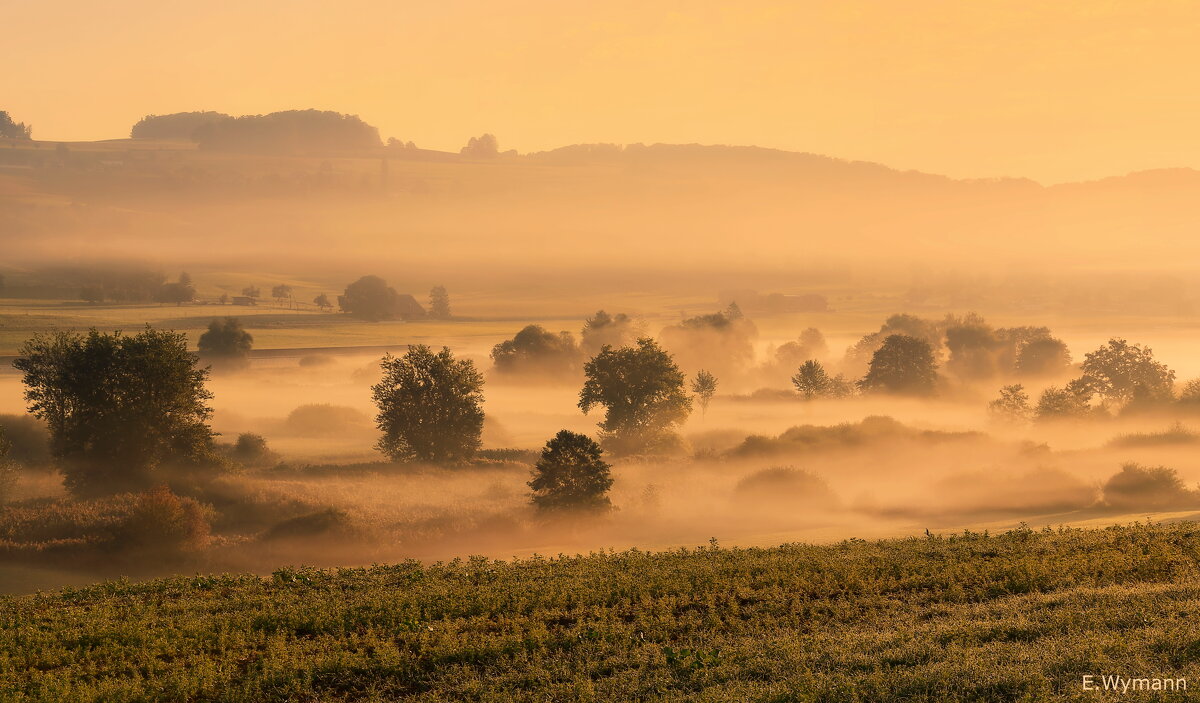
[231,433,278,467]
[283,404,370,437]
[1102,463,1199,511]
[113,486,211,553]
[733,466,838,510]
[528,430,613,513]
[261,508,354,542]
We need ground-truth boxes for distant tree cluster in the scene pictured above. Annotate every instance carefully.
[0,110,32,139]
[338,275,425,321]
[491,325,580,377]
[581,310,637,354]
[660,306,757,380]
[193,110,382,153]
[130,111,233,140]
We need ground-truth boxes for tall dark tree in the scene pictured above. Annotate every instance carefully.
[859,334,938,396]
[157,273,196,306]
[528,430,613,512]
[313,293,332,310]
[271,284,294,306]
[372,345,485,464]
[13,328,216,496]
[197,318,254,366]
[579,338,692,455]
[429,285,451,319]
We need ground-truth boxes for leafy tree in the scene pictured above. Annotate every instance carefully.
[271,284,293,305]
[218,293,229,305]
[859,334,938,395]
[0,111,32,139]
[242,285,261,299]
[691,370,718,416]
[724,301,744,320]
[197,318,253,365]
[581,310,636,354]
[1080,338,1176,406]
[988,384,1032,424]
[1016,337,1072,377]
[13,328,216,496]
[792,360,831,400]
[372,345,485,463]
[579,338,692,455]
[843,313,944,377]
[528,430,613,512]
[944,318,1003,379]
[313,293,332,310]
[1035,379,1095,422]
[798,327,828,357]
[339,275,404,321]
[491,325,580,376]
[429,285,451,319]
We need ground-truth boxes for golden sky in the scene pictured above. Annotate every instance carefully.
[9,0,1200,182]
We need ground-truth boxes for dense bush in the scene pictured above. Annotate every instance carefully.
[261,508,354,542]
[1102,463,1200,511]
[733,466,838,510]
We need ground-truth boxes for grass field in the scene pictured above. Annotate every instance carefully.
[4,521,1200,702]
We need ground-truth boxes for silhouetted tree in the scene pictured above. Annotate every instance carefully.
[0,111,32,139]
[491,325,580,376]
[1080,338,1175,406]
[859,334,938,396]
[581,310,637,354]
[271,284,293,305]
[218,293,229,305]
[460,133,499,158]
[528,430,613,512]
[313,293,332,310]
[157,273,195,306]
[372,345,484,463]
[339,275,402,321]
[1016,337,1072,377]
[13,328,216,496]
[988,384,1032,424]
[792,360,831,400]
[691,370,718,416]
[197,318,253,366]
[1035,379,1095,422]
[579,338,692,455]
[429,285,451,319]
[242,285,261,299]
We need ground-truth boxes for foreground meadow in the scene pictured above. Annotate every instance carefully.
[4,521,1200,702]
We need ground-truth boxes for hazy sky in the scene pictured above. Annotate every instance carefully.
[9,0,1200,182]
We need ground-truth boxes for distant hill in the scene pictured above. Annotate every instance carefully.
[130,109,382,154]
[130,111,233,140]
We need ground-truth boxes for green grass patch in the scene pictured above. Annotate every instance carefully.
[5,522,1200,701]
